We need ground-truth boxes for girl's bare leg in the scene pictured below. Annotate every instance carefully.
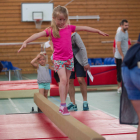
[39,88,44,95]
[44,90,49,98]
[65,69,72,100]
[57,67,67,103]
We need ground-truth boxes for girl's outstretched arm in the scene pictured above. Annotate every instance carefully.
[75,26,109,36]
[18,31,46,53]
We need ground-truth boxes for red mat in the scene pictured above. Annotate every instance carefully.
[0,113,68,139]
[89,66,117,85]
[71,111,137,135]
[104,134,136,140]
[0,80,58,91]
[0,110,137,140]
[0,80,38,91]
[0,80,59,96]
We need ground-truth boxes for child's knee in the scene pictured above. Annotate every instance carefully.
[60,77,67,84]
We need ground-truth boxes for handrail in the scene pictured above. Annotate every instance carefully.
[101,40,137,43]
[0,42,44,46]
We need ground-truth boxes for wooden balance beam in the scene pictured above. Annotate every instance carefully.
[34,93,105,140]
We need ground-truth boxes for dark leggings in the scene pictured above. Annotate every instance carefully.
[115,58,122,82]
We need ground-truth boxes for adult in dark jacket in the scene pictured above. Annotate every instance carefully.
[53,32,90,111]
[121,34,140,140]
[67,32,90,111]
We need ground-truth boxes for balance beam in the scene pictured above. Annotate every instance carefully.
[34,93,105,140]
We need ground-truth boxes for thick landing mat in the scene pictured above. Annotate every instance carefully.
[0,80,117,98]
[0,80,59,98]
[0,80,38,91]
[0,110,137,140]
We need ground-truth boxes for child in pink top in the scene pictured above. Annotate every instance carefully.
[45,25,76,61]
[18,5,108,115]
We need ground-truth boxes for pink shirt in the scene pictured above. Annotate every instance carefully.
[45,25,76,60]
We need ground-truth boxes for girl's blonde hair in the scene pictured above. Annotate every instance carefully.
[50,5,70,38]
[39,52,47,59]
[38,52,48,63]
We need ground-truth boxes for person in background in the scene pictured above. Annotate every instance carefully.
[113,24,131,56]
[31,52,54,112]
[121,34,140,140]
[67,32,90,111]
[114,19,129,94]
[51,32,90,111]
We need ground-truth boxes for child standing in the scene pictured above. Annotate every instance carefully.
[18,5,108,115]
[31,52,54,112]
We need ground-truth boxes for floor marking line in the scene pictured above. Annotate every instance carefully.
[8,98,21,113]
[22,76,30,80]
[50,96,61,102]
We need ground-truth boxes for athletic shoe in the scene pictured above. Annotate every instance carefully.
[67,102,78,111]
[61,106,70,115]
[73,104,78,111]
[117,87,122,94]
[59,106,62,113]
[83,102,89,111]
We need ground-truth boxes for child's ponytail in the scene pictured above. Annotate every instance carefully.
[51,5,70,38]
[51,19,60,38]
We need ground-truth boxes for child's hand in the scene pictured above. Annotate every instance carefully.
[98,31,109,36]
[18,42,27,53]
[37,54,41,58]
